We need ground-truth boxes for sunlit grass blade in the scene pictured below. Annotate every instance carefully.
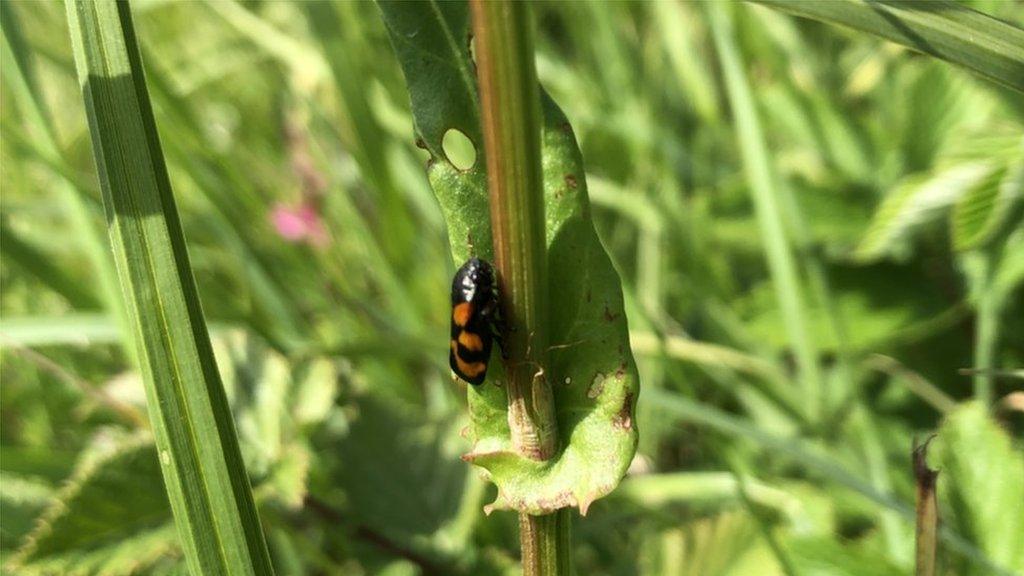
[64,1,274,574]
[0,224,103,311]
[752,0,1024,93]
[1,10,122,321]
[0,314,119,347]
[615,471,802,518]
[706,2,822,422]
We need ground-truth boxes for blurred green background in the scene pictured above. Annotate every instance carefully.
[2,1,1022,575]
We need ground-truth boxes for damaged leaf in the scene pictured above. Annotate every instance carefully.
[378,0,639,515]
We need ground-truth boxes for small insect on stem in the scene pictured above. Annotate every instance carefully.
[448,258,588,386]
[450,258,500,385]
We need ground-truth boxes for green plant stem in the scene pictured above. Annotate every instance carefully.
[469,1,567,573]
[469,0,554,466]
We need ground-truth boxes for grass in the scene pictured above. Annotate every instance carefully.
[63,1,273,573]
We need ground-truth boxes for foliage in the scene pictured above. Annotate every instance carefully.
[378,0,639,517]
[1,0,1023,575]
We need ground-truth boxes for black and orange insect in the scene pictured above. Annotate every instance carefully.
[449,257,499,385]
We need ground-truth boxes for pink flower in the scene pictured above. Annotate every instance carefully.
[270,202,328,247]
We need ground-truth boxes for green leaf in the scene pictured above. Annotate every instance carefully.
[951,152,1024,251]
[212,332,321,510]
[0,472,54,550]
[653,513,779,576]
[378,0,638,515]
[63,1,274,574]
[752,0,1024,93]
[786,536,903,576]
[932,402,1024,575]
[331,396,469,550]
[11,434,179,576]
[855,162,996,261]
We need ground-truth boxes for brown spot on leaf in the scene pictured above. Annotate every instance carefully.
[615,362,627,380]
[614,393,634,430]
[603,305,619,322]
[561,121,572,133]
[565,174,578,189]
[414,137,427,150]
[535,491,576,512]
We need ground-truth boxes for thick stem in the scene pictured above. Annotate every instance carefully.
[470,0,555,464]
[469,1,567,574]
[520,511,573,576]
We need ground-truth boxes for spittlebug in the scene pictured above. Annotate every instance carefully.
[449,258,499,385]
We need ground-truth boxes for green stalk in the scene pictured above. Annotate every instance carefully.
[468,1,568,573]
[706,2,823,422]
[913,440,939,576]
[469,0,553,468]
[971,253,998,406]
[64,1,274,574]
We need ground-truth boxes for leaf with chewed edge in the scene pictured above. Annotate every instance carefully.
[378,0,638,516]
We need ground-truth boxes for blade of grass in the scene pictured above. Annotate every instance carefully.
[726,454,799,576]
[0,223,103,310]
[0,314,120,347]
[751,0,1024,93]
[706,2,823,423]
[64,1,274,574]
[138,61,308,353]
[746,12,908,554]
[1,12,123,323]
[615,471,803,519]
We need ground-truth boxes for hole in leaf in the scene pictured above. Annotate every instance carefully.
[442,128,476,171]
